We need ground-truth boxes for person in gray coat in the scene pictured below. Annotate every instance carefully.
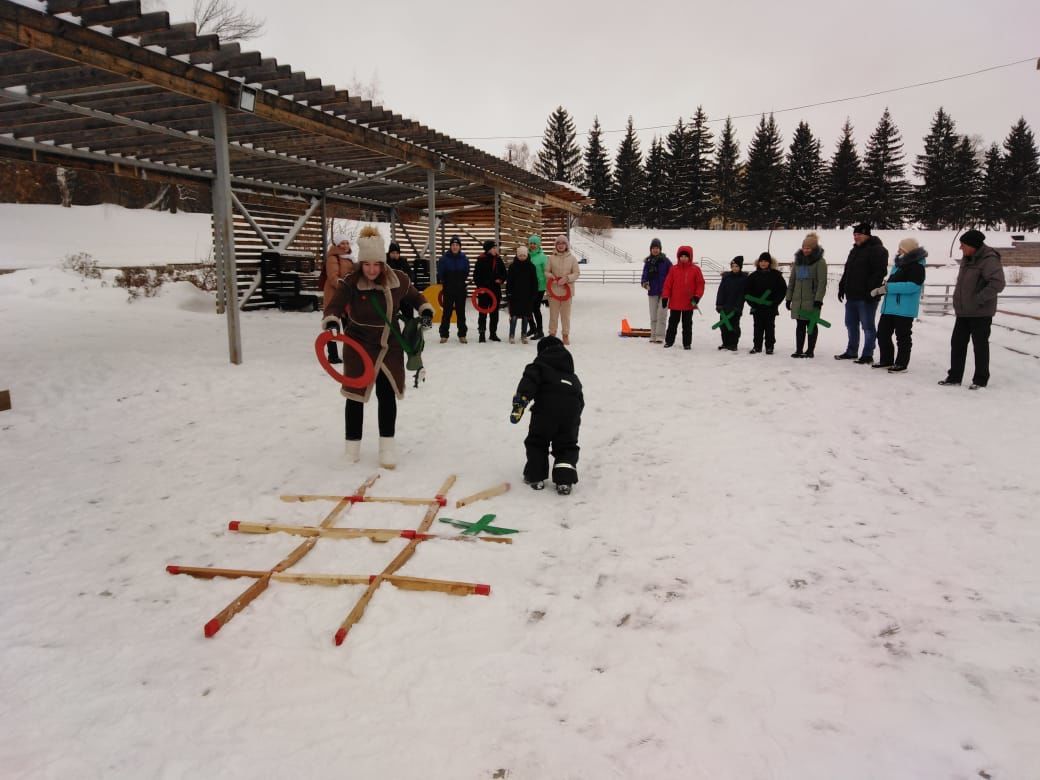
[939,230,1006,389]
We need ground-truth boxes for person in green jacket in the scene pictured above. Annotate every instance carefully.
[785,231,828,358]
[526,234,547,340]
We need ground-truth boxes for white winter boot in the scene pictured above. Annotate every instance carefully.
[378,437,396,470]
[345,439,361,463]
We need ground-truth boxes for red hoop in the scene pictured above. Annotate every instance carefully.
[471,287,498,313]
[315,331,376,389]
[546,276,572,302]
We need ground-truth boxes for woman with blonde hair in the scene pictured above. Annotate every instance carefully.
[546,234,581,345]
[872,237,928,372]
[785,232,827,358]
[322,226,434,468]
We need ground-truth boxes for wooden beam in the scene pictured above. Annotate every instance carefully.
[0,389,10,412]
[0,3,582,213]
[455,482,510,508]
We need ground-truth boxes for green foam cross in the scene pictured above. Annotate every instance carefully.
[712,310,735,332]
[745,290,773,307]
[439,515,519,536]
[797,308,832,335]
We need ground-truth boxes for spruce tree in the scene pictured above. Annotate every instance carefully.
[980,143,1006,230]
[611,117,645,227]
[643,138,669,229]
[1001,118,1040,231]
[534,106,582,183]
[688,106,715,228]
[664,118,694,227]
[713,117,742,229]
[861,108,911,228]
[581,117,613,214]
[826,119,862,228]
[913,107,960,228]
[783,121,824,229]
[948,135,981,228]
[742,114,785,229]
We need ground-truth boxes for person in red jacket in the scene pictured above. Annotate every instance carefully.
[660,245,705,349]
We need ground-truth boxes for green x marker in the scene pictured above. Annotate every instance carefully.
[712,309,735,332]
[439,515,519,536]
[745,290,772,307]
[797,308,832,335]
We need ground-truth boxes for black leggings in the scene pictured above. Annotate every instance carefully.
[345,372,396,440]
[795,319,819,354]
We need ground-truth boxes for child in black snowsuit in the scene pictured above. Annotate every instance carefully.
[510,336,584,495]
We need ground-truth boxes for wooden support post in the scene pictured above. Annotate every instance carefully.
[455,482,510,508]
[211,102,242,364]
[427,167,436,282]
[320,191,328,263]
[494,188,501,248]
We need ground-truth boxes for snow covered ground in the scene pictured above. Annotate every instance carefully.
[2,212,1040,779]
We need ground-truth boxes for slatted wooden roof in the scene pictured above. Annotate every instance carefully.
[0,0,587,214]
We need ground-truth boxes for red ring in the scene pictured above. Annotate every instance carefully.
[471,287,498,313]
[315,331,376,389]
[546,277,572,302]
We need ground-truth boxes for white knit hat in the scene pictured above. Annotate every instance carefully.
[356,226,385,263]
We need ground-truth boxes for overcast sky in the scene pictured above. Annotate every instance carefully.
[159,0,1040,169]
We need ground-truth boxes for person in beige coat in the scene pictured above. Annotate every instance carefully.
[546,234,581,345]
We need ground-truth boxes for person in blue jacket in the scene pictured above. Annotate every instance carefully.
[871,237,927,372]
[437,235,470,343]
[714,256,749,351]
[640,238,672,343]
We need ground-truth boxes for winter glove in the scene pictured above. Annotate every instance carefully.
[321,316,342,332]
[813,301,823,309]
[716,306,723,313]
[870,284,887,298]
[542,298,550,307]
[661,298,668,309]
[692,296,700,305]
[420,311,433,329]
[785,300,792,311]
[509,394,528,424]
[641,282,649,290]
[837,290,845,303]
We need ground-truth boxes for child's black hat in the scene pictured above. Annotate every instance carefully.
[537,335,564,354]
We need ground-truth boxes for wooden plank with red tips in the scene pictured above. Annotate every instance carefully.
[279,494,445,507]
[196,473,379,638]
[226,522,512,544]
[454,481,510,508]
[167,565,487,593]
[334,474,455,645]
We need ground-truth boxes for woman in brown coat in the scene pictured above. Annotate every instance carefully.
[546,234,581,345]
[322,226,433,468]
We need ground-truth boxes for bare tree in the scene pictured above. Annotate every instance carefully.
[346,70,382,104]
[193,0,264,42]
[504,142,534,172]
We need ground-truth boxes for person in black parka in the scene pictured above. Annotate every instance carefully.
[386,241,416,320]
[714,255,749,350]
[510,335,584,494]
[744,251,788,354]
[473,240,507,342]
[506,245,538,344]
[836,222,889,363]
[437,235,470,342]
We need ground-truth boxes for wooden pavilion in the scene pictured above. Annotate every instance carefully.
[0,0,588,362]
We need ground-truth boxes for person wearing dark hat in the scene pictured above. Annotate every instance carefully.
[509,335,584,495]
[436,235,470,343]
[473,239,507,342]
[386,241,415,319]
[641,238,672,343]
[744,251,787,354]
[835,222,889,363]
[939,230,1005,389]
[714,256,749,351]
